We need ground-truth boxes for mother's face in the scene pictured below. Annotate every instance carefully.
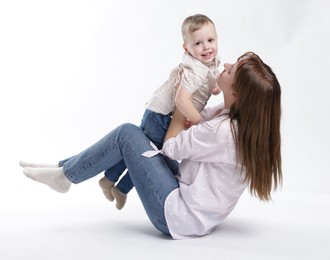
[217,62,238,106]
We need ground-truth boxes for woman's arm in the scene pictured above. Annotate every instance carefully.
[163,114,232,162]
[164,102,225,142]
[200,103,224,123]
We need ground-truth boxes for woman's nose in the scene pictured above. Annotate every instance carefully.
[224,63,231,70]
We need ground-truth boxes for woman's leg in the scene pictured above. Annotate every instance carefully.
[98,109,173,208]
[61,123,178,235]
[19,161,59,168]
[109,109,174,193]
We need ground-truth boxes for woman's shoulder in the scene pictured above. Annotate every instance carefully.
[202,111,235,141]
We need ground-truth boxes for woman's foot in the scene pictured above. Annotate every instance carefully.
[111,186,127,210]
[19,160,59,168]
[23,166,71,193]
[99,177,115,202]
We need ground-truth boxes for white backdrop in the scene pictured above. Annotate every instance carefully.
[1,0,328,194]
[0,0,329,258]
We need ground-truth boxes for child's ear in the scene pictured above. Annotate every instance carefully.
[182,43,188,52]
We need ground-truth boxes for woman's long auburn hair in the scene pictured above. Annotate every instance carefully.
[230,52,282,201]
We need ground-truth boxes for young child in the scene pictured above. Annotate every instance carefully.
[100,14,222,210]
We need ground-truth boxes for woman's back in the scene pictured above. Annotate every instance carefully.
[163,105,247,239]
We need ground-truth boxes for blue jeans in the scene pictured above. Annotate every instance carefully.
[59,123,179,236]
[104,109,175,194]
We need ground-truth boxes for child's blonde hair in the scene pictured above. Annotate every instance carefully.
[181,14,216,42]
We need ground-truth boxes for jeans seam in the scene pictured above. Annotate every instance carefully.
[122,138,168,223]
[66,143,118,183]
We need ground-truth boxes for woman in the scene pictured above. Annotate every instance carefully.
[20,52,282,239]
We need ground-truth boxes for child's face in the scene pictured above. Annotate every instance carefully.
[183,23,218,65]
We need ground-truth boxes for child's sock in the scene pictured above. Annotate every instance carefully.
[23,167,71,193]
[99,177,115,202]
[111,186,127,210]
[19,160,59,168]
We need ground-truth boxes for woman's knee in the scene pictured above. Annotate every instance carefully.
[118,123,141,134]
[115,123,150,150]
[115,123,142,139]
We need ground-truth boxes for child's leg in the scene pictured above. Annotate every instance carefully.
[98,177,115,201]
[104,160,127,183]
[102,161,134,209]
[140,109,172,149]
[111,186,127,210]
[111,172,133,209]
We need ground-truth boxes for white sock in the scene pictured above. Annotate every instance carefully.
[19,160,59,168]
[23,167,71,193]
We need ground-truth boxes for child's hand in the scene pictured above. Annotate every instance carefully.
[212,86,221,95]
[185,119,192,129]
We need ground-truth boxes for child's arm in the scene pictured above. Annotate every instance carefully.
[164,108,187,142]
[175,86,201,125]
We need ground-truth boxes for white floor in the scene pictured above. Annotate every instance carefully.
[1,178,329,260]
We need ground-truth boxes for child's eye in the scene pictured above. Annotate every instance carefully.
[195,42,201,46]
[208,39,214,43]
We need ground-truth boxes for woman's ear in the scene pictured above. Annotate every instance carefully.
[232,92,238,101]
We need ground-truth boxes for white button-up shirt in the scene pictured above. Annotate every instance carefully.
[162,103,248,239]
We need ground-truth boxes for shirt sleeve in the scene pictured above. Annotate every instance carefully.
[162,117,232,163]
[180,56,209,94]
[200,103,224,123]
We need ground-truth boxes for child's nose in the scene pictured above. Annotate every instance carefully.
[203,43,210,50]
